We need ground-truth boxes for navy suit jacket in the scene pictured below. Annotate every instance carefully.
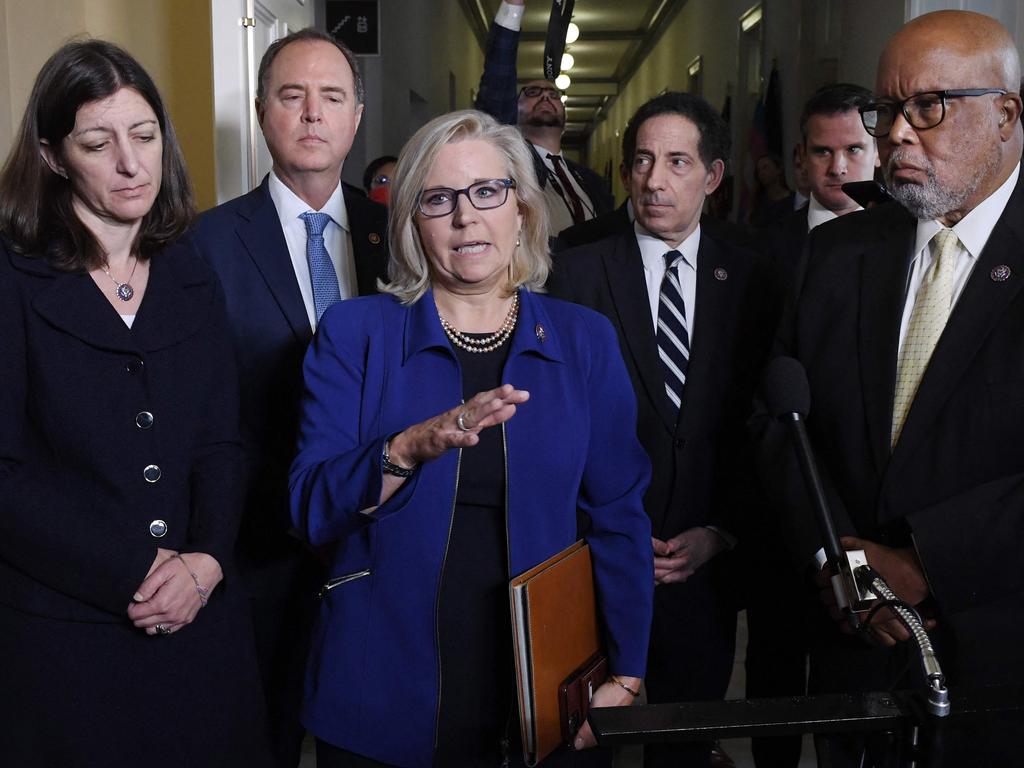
[191,178,388,562]
[474,20,614,217]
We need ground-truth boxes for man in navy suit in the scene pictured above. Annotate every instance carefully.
[191,28,387,768]
[475,0,613,235]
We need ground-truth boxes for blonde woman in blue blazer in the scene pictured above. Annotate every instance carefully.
[289,111,653,768]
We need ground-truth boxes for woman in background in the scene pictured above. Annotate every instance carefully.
[0,40,267,767]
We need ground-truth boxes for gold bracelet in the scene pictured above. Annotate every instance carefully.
[610,675,640,698]
[174,553,210,607]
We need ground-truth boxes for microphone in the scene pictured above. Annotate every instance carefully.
[762,357,873,617]
[763,357,950,716]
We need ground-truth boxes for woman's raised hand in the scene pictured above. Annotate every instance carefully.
[387,384,530,467]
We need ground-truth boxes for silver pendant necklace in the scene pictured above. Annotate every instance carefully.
[101,256,139,302]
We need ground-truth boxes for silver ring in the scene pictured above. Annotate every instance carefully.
[456,412,472,432]
[154,624,170,636]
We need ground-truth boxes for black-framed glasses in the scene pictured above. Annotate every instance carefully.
[417,178,517,218]
[519,85,563,101]
[860,88,1008,137]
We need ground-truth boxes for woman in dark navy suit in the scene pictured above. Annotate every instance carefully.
[0,41,267,767]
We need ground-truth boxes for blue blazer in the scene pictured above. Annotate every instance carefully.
[289,289,653,767]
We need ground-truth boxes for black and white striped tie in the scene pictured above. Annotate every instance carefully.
[656,249,690,410]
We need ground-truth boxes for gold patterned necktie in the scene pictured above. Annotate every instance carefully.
[891,228,961,447]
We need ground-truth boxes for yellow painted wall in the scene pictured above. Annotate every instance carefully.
[0,0,215,209]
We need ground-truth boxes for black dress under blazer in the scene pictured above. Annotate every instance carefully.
[0,238,268,767]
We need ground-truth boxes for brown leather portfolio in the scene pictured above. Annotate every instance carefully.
[510,540,604,766]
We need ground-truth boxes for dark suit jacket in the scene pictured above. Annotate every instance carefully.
[767,204,809,288]
[474,20,613,218]
[762,176,1024,690]
[0,238,269,763]
[190,178,388,564]
[549,228,777,540]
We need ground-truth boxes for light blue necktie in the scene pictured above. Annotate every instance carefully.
[300,211,341,323]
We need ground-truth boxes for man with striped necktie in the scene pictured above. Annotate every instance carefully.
[549,91,777,768]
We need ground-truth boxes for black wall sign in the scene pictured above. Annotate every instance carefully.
[327,0,380,57]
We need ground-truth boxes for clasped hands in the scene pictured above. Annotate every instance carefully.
[653,527,726,584]
[816,536,935,646]
[127,547,222,636]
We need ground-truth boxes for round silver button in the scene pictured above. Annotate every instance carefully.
[135,411,154,429]
[149,519,168,538]
[143,464,162,483]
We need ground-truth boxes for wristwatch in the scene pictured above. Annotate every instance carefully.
[381,436,417,478]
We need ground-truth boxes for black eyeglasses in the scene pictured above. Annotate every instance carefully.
[417,178,517,218]
[860,88,1008,137]
[519,85,563,101]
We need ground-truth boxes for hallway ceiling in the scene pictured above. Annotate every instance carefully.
[460,0,687,149]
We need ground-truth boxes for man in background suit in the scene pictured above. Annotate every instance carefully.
[549,91,777,768]
[191,29,387,768]
[475,0,613,234]
[770,83,878,289]
[759,10,1023,766]
[745,82,880,768]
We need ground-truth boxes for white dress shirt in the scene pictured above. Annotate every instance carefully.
[806,193,861,232]
[267,171,356,330]
[532,143,597,234]
[898,162,1020,354]
[495,0,525,30]
[636,222,700,342]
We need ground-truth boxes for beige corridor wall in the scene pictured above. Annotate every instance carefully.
[586,0,905,205]
[0,0,215,210]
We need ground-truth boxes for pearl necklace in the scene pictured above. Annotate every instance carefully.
[439,293,519,354]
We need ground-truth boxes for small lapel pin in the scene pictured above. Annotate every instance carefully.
[713,267,728,281]
[535,323,546,342]
[368,232,382,245]
[990,264,1011,282]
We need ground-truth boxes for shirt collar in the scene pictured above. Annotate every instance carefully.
[634,221,700,272]
[268,170,349,232]
[807,193,860,231]
[912,162,1020,260]
[532,142,562,164]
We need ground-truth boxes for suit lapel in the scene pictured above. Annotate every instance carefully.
[604,231,677,430]
[890,185,1024,474]
[343,185,388,296]
[676,235,733,437]
[27,241,216,353]
[858,207,915,476]
[236,179,312,344]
